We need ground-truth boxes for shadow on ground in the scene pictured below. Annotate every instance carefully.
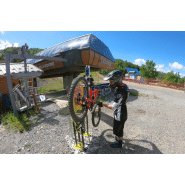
[85,129,162,154]
[29,102,62,130]
[127,89,139,103]
[87,110,162,154]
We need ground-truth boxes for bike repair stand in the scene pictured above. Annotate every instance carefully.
[69,65,92,150]
[70,115,91,150]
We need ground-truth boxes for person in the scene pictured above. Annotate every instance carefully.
[102,70,129,148]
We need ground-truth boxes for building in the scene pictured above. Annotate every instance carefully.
[26,34,116,89]
[125,67,141,80]
[0,63,43,112]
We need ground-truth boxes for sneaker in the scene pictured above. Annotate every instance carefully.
[115,136,123,143]
[110,142,122,148]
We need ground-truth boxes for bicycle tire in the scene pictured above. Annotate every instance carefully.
[92,103,101,127]
[68,76,89,123]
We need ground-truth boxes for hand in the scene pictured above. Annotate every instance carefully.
[102,103,112,109]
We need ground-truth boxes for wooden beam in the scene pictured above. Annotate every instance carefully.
[32,93,40,113]
[10,54,67,62]
[13,72,43,79]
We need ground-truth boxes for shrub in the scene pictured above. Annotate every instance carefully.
[1,107,38,133]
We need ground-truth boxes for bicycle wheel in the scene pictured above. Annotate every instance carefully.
[92,103,101,127]
[68,76,89,123]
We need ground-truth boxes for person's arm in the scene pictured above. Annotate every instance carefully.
[102,103,112,109]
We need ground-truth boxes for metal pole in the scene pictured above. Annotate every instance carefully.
[23,52,31,108]
[6,53,18,115]
[73,121,78,146]
[25,78,31,108]
[23,54,27,73]
[81,123,85,150]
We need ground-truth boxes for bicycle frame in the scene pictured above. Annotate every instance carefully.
[86,88,99,109]
[75,87,99,111]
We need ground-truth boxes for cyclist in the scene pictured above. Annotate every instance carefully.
[102,70,129,148]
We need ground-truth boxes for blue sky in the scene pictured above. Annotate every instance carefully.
[1,31,185,77]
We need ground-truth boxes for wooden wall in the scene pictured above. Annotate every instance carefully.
[0,75,20,112]
[81,49,115,70]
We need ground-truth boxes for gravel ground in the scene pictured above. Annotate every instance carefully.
[0,81,185,154]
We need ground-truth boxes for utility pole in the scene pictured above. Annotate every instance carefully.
[22,43,31,108]
[6,53,18,115]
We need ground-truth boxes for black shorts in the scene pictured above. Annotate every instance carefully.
[113,105,127,137]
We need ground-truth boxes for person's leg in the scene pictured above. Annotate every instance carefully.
[119,137,123,140]
[111,121,124,148]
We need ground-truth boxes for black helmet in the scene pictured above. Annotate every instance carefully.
[103,70,123,88]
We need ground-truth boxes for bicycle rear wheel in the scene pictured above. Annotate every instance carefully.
[92,103,101,127]
[68,76,89,123]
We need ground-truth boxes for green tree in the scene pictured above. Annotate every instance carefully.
[98,59,140,75]
[156,71,167,79]
[140,60,158,79]
[0,47,44,63]
[165,71,184,83]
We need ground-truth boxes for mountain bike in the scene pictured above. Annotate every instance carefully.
[68,68,103,127]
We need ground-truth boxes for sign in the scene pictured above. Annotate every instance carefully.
[40,95,46,102]
[85,66,90,77]
[130,74,135,79]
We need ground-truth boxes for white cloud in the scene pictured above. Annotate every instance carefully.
[134,59,146,66]
[169,62,185,70]
[179,73,185,78]
[0,40,12,49]
[166,70,171,73]
[13,43,19,47]
[0,31,5,34]
[156,64,165,72]
[0,40,19,50]
[155,64,172,73]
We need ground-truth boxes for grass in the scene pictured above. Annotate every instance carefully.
[24,143,31,148]
[139,93,149,98]
[38,114,45,119]
[100,96,106,102]
[95,96,107,102]
[79,72,101,82]
[38,72,102,94]
[1,107,39,133]
[94,83,102,85]
[38,79,64,93]
[130,91,139,96]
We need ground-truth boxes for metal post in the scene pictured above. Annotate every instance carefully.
[22,47,31,108]
[25,78,31,108]
[6,53,18,115]
[23,54,27,74]
[73,121,78,146]
[81,123,85,149]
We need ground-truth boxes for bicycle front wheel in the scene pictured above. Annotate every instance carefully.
[68,76,89,123]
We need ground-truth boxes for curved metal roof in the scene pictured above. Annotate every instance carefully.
[27,34,115,64]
